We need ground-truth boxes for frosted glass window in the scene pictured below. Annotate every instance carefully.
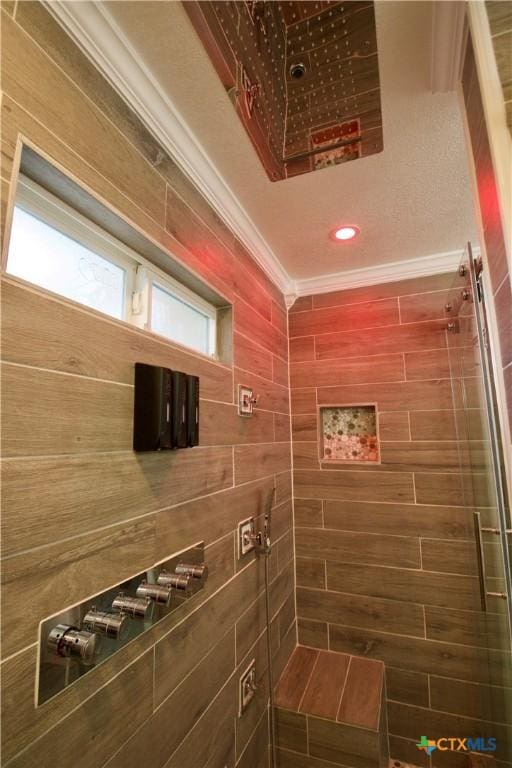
[7,206,126,320]
[151,283,211,355]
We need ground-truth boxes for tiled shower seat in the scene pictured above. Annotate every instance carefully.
[274,646,388,768]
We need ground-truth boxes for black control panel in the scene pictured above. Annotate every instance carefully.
[133,363,199,451]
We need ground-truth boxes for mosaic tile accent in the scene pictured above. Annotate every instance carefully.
[320,405,379,462]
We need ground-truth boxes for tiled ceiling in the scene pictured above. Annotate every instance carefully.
[185,1,383,180]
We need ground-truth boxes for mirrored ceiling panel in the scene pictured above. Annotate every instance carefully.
[185,1,383,181]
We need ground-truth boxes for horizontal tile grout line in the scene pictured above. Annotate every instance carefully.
[289,318,455,339]
[1,475,292,561]
[1,439,294,462]
[296,527,476,544]
[423,670,512,691]
[386,698,512,727]
[0,640,38,666]
[325,618,511,650]
[291,287,463,314]
[2,276,233,373]
[2,359,134,387]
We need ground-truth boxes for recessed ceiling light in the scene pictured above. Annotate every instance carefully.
[331,225,360,241]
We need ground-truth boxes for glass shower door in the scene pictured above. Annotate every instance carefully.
[447,243,512,740]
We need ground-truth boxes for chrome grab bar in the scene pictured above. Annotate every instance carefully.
[473,511,509,607]
[473,511,488,612]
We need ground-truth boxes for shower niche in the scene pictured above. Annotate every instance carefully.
[319,404,380,463]
[36,542,207,706]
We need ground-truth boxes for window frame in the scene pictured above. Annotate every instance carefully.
[7,175,218,359]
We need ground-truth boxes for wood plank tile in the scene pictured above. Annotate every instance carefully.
[6,651,154,768]
[290,295,313,312]
[338,656,383,730]
[234,332,273,381]
[1,280,234,401]
[312,274,461,309]
[308,714,380,768]
[1,517,155,659]
[388,735,430,768]
[297,526,420,568]
[386,666,429,707]
[294,498,323,527]
[291,388,317,414]
[404,348,451,380]
[399,290,459,323]
[379,441,465,472]
[430,674,511,723]
[234,442,291,485]
[294,468,415,504]
[378,411,410,441]
[425,605,510,650]
[494,274,512,368]
[1,446,233,557]
[296,557,326,589]
[315,321,448,361]
[421,538,503,578]
[108,630,235,768]
[292,414,318,441]
[329,624,512,687]
[200,401,274,446]
[290,353,404,388]
[293,441,320,469]
[323,499,473,539]
[234,298,287,359]
[2,14,165,226]
[276,747,344,768]
[297,618,329,650]
[234,367,289,413]
[317,379,454,411]
[297,585,425,637]
[165,675,237,768]
[274,646,318,711]
[289,298,399,338]
[290,336,315,362]
[155,477,275,560]
[233,368,289,413]
[275,470,292,505]
[272,355,289,387]
[387,701,512,763]
[409,410,458,440]
[274,708,307,753]
[1,363,133,457]
[414,471,494,507]
[326,560,481,610]
[300,650,350,719]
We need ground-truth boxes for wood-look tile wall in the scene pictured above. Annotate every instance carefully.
[461,33,512,444]
[0,5,294,767]
[289,274,512,768]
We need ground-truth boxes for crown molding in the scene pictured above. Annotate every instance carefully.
[44,0,292,294]
[431,0,468,93]
[42,2,474,305]
[292,249,467,297]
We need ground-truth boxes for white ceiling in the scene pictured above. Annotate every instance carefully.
[82,1,478,287]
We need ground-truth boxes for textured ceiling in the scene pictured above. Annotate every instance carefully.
[184,1,383,180]
[104,0,478,281]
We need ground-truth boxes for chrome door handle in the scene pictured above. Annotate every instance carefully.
[473,511,488,612]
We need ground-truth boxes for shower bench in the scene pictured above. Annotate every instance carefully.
[274,646,387,768]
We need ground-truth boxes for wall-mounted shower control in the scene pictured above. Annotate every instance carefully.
[82,608,129,640]
[136,581,173,606]
[175,562,208,581]
[47,624,102,665]
[156,571,190,591]
[238,384,259,416]
[238,517,257,557]
[239,659,257,715]
[37,542,206,707]
[112,593,155,621]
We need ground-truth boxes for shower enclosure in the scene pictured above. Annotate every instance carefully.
[447,243,511,745]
